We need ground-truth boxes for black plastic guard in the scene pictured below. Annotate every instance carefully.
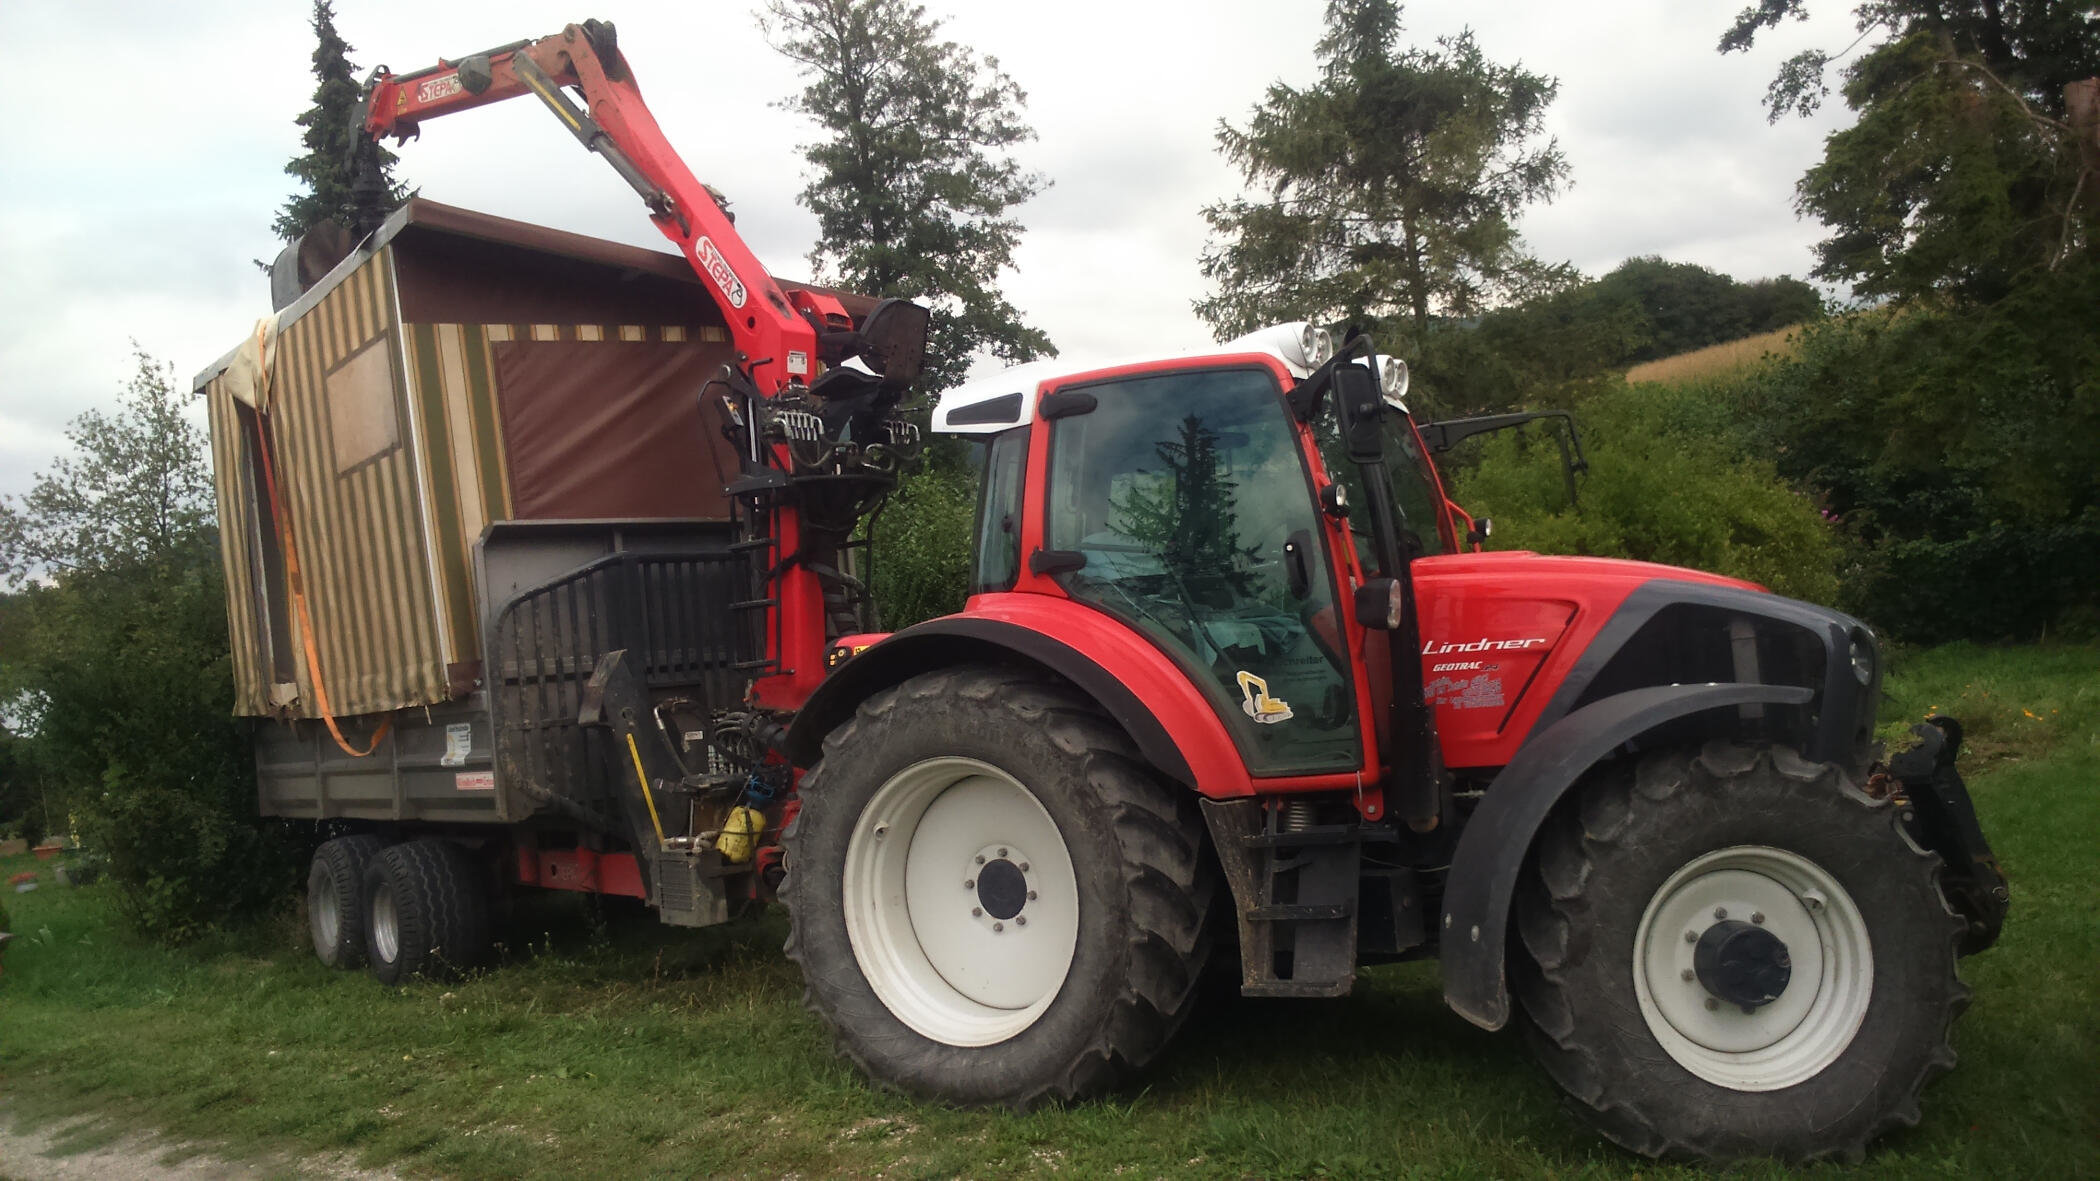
[1889,717,2008,955]
[1440,681,1814,1031]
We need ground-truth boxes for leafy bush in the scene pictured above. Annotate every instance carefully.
[1450,380,1844,604]
[1724,267,2100,641]
[0,353,298,942]
[870,460,978,630]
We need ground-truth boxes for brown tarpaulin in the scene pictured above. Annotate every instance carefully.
[494,335,742,519]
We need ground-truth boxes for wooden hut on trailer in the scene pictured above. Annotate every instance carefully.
[195,198,868,826]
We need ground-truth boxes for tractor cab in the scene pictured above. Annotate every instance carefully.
[929,323,1444,789]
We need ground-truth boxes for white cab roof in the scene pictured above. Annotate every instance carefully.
[931,328,1321,436]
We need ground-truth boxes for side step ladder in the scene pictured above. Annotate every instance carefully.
[1201,799,1364,998]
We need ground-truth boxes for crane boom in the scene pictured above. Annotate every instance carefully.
[353,19,926,713]
[356,20,826,392]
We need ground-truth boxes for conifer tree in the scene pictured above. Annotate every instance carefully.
[273,0,404,242]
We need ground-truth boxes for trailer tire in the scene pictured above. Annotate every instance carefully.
[363,838,492,985]
[308,834,386,968]
[1512,741,1969,1162]
[783,664,1216,1108]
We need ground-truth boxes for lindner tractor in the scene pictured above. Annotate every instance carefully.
[244,20,2005,1162]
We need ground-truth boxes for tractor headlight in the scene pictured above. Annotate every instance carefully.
[1300,323,1335,368]
[1849,632,1875,685]
[1376,354,1410,407]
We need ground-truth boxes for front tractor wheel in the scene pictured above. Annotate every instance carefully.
[783,665,1216,1108]
[1515,742,1969,1162]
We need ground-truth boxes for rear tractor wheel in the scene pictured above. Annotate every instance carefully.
[783,665,1217,1107]
[1515,741,1969,1162]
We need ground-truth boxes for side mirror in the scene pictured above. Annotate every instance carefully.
[1467,517,1493,546]
[1334,364,1385,463]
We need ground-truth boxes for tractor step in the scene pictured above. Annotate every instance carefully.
[1201,799,1361,998]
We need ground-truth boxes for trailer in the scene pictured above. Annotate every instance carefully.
[197,197,871,940]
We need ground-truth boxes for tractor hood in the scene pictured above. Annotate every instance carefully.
[1412,551,1873,772]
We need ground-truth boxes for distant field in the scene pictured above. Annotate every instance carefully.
[1,642,2094,1179]
[1627,324,1803,384]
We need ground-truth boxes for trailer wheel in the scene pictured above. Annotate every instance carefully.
[363,838,492,985]
[1513,741,1969,1162]
[783,665,1216,1108]
[308,834,386,968]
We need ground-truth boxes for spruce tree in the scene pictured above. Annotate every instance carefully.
[1196,1,1568,353]
[273,0,404,243]
[762,0,1053,393]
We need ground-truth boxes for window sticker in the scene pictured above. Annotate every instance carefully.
[1236,671,1295,724]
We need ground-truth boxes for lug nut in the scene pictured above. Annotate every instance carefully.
[1019,862,1029,872]
[1741,1005,1758,1015]
[993,922,1004,933]
[1713,907,1728,921]
[1685,930,1698,943]
[971,907,982,917]
[1751,911,1765,925]
[1681,968,1695,982]
[1705,997,1720,1011]
[1016,916,1027,927]
[964,879,975,889]
[1026,890,1037,901]
[975,855,986,865]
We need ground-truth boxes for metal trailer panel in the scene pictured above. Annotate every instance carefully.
[253,696,501,824]
[253,519,752,827]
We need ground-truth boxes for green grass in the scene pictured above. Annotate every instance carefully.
[2,644,2096,1179]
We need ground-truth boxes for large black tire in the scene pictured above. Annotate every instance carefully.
[1514,741,1969,1162]
[362,838,493,985]
[307,834,386,968]
[783,665,1217,1108]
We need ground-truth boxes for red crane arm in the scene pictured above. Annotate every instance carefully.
[358,21,831,392]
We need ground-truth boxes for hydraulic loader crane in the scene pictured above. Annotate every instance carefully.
[354,19,929,714]
[287,17,2012,1165]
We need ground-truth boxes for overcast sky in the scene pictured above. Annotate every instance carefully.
[0,0,1859,502]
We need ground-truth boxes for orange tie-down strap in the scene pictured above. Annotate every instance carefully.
[248,408,391,758]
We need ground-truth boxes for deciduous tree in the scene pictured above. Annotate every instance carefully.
[1721,0,2100,300]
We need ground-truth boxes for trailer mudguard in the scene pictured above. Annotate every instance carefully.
[783,616,1200,787]
[1438,681,1814,1031]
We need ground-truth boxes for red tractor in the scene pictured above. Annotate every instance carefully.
[298,20,2007,1162]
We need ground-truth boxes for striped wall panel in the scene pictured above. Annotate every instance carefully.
[263,248,449,718]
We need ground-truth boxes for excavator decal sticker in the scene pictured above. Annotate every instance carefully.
[1236,671,1295,724]
[694,237,748,308]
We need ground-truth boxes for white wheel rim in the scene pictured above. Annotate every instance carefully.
[842,757,1080,1047]
[311,883,340,952]
[1633,844,1873,1091]
[370,882,400,964]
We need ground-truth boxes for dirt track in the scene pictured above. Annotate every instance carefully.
[0,1110,399,1181]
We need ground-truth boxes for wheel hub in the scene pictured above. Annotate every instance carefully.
[1694,919,1792,1007]
[975,856,1029,921]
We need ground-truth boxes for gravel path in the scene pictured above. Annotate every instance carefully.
[0,1110,400,1181]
